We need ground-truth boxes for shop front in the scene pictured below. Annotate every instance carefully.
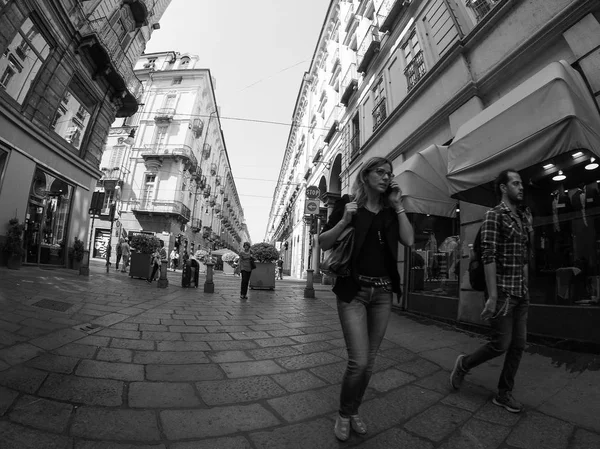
[448,60,600,345]
[395,144,460,320]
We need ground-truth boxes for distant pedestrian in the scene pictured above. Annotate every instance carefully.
[148,240,167,283]
[116,238,123,270]
[276,258,284,280]
[238,242,254,299]
[120,238,130,273]
[450,169,530,414]
[169,249,178,271]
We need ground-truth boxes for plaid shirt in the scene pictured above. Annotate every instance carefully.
[481,201,528,297]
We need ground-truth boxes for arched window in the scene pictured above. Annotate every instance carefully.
[180,57,191,69]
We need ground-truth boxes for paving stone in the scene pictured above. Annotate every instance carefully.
[208,340,259,351]
[267,388,337,422]
[208,350,254,363]
[139,323,169,332]
[229,331,271,340]
[254,337,297,347]
[267,328,305,337]
[146,363,224,381]
[76,359,144,381]
[124,317,161,325]
[76,441,166,449]
[220,360,287,378]
[248,346,301,360]
[249,324,289,332]
[276,352,343,370]
[204,325,252,333]
[397,357,442,377]
[129,382,200,408]
[96,329,141,339]
[475,402,522,427]
[271,370,328,392]
[441,384,491,412]
[0,420,72,449]
[183,333,233,342]
[96,347,133,363]
[133,350,209,365]
[380,346,418,364]
[39,373,123,406]
[92,313,129,327]
[440,417,511,449]
[370,368,416,392]
[570,429,600,449]
[249,417,340,449]
[309,361,347,384]
[0,342,45,365]
[71,407,160,441]
[156,341,211,351]
[0,385,18,415]
[77,335,111,347]
[53,343,97,359]
[141,331,183,340]
[171,437,251,449]
[110,338,155,351]
[506,411,574,449]
[405,404,472,442]
[292,341,334,354]
[0,329,28,346]
[415,370,454,394]
[360,427,435,448]
[26,353,79,374]
[0,365,48,393]
[197,376,285,405]
[161,404,280,439]
[109,322,140,331]
[9,394,72,432]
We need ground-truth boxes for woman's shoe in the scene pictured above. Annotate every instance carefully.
[334,415,351,441]
[350,414,367,434]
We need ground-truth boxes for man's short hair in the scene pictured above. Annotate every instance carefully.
[495,169,519,199]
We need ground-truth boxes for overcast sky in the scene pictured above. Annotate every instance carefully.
[145,0,330,243]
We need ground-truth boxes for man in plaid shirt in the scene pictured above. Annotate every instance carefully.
[450,169,530,413]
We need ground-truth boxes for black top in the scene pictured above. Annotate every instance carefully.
[357,211,389,277]
[322,195,403,303]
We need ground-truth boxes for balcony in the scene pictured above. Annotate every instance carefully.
[372,97,387,131]
[340,63,359,106]
[191,118,204,138]
[345,3,356,32]
[77,17,141,117]
[312,148,323,166]
[131,200,191,222]
[154,108,175,123]
[467,0,500,22]
[123,0,150,28]
[324,105,341,144]
[141,144,198,172]
[199,175,207,190]
[190,218,202,233]
[377,0,410,33]
[202,143,211,159]
[99,167,126,190]
[350,132,360,160]
[404,50,426,90]
[203,185,211,198]
[357,26,381,74]
[215,175,221,186]
[192,166,203,182]
[210,163,217,176]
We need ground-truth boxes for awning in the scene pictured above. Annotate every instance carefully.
[447,60,600,203]
[394,144,456,217]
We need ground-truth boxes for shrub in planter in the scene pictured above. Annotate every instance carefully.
[69,237,85,269]
[3,218,24,269]
[129,234,161,279]
[249,242,279,263]
[221,252,238,267]
[249,242,278,290]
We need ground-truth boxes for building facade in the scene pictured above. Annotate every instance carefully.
[0,0,170,266]
[266,0,600,344]
[92,51,249,264]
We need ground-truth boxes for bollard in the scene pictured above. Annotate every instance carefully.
[304,269,315,298]
[204,262,215,293]
[157,260,169,288]
[79,249,90,276]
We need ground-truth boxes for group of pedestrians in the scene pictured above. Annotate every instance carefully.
[115,238,130,273]
[319,157,531,442]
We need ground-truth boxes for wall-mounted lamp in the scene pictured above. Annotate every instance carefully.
[123,129,135,146]
[586,157,599,170]
[552,170,566,181]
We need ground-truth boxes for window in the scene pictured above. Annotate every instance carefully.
[101,189,114,215]
[350,114,360,159]
[0,17,50,103]
[108,144,126,169]
[403,31,426,90]
[372,77,387,131]
[141,174,156,208]
[180,57,190,68]
[466,0,500,23]
[143,58,156,69]
[172,77,182,85]
[52,87,92,150]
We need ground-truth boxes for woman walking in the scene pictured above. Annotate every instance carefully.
[238,242,253,299]
[319,157,414,441]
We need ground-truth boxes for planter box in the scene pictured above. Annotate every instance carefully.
[130,252,153,279]
[250,262,276,290]
[7,254,22,270]
[223,264,235,275]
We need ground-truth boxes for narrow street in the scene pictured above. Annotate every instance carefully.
[0,263,599,448]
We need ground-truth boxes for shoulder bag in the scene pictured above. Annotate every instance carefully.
[321,226,354,277]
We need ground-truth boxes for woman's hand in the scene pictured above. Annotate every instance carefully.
[387,181,403,209]
[341,201,358,225]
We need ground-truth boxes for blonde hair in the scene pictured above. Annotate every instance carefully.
[351,157,394,207]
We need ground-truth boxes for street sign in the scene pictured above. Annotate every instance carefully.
[304,185,320,215]
[306,185,320,199]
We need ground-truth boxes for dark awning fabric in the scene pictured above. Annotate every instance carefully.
[447,60,600,202]
[394,144,456,218]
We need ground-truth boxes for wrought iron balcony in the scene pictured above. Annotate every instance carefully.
[377,0,410,33]
[210,163,217,176]
[215,175,221,186]
[340,63,358,106]
[77,17,141,117]
[324,105,341,144]
[202,143,211,159]
[203,185,211,198]
[372,97,387,131]
[141,144,198,172]
[345,3,356,31]
[154,108,176,123]
[99,167,126,187]
[357,25,381,74]
[199,175,207,190]
[191,118,204,138]
[467,0,500,22]
[190,218,202,232]
[123,0,150,28]
[192,166,203,182]
[131,200,191,222]
[404,50,426,90]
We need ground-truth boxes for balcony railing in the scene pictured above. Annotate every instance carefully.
[467,0,500,22]
[154,108,176,123]
[372,97,387,131]
[345,3,356,31]
[350,132,361,160]
[191,118,204,138]
[210,163,217,176]
[340,63,359,106]
[202,143,211,159]
[131,200,191,222]
[404,50,426,90]
[357,25,381,74]
[123,0,150,28]
[141,144,198,171]
[190,218,202,232]
[377,0,410,33]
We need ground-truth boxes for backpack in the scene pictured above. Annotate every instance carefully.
[468,227,486,291]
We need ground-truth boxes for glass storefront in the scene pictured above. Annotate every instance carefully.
[24,168,73,265]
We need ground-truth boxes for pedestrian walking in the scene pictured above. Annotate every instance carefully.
[319,157,414,441]
[450,169,530,414]
[115,238,123,270]
[238,242,254,299]
[147,240,167,283]
[169,249,178,271]
[120,238,130,273]
[276,258,284,280]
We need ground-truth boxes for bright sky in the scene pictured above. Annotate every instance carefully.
[145,0,330,243]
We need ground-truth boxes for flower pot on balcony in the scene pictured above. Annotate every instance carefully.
[250,262,276,290]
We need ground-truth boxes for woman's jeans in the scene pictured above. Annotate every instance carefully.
[463,294,528,393]
[240,270,251,296]
[337,286,392,417]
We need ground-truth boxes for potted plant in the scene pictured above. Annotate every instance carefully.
[70,237,85,270]
[129,234,161,279]
[3,218,24,270]
[221,251,238,275]
[249,242,279,290]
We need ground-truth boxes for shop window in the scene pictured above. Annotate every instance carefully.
[0,17,50,104]
[409,214,460,298]
[52,87,92,150]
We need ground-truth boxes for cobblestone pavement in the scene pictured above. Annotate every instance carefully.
[1,261,599,448]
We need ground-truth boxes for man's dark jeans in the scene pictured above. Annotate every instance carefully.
[240,270,251,296]
[463,295,528,393]
[337,287,392,416]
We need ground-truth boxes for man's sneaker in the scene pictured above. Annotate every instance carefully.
[334,415,351,441]
[450,354,469,390]
[493,391,523,413]
[350,414,367,435]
